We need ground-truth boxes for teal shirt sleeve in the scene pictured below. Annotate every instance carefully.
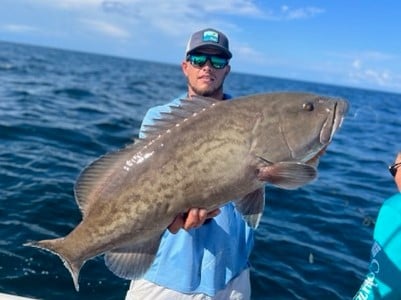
[138,94,255,296]
[353,193,401,300]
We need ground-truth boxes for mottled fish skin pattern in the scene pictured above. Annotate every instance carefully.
[25,92,348,291]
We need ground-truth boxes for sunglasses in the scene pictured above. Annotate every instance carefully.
[186,54,229,69]
[389,162,401,177]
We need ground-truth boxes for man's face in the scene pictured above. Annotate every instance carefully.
[182,48,231,99]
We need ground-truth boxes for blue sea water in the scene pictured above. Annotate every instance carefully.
[0,40,400,300]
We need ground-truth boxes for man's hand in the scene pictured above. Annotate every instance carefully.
[168,208,221,234]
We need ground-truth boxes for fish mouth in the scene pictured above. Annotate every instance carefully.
[320,99,348,144]
[305,146,327,167]
[303,99,348,165]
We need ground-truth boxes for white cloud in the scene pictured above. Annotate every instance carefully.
[267,50,401,92]
[283,6,325,20]
[31,0,263,17]
[261,5,325,21]
[31,0,103,9]
[348,56,401,90]
[80,19,131,38]
[361,51,395,61]
[349,68,392,86]
[329,50,395,62]
[234,44,267,63]
[102,1,132,15]
[1,24,39,33]
[194,0,263,16]
[17,1,325,44]
[352,59,361,69]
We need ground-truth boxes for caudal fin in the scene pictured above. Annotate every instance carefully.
[24,238,83,291]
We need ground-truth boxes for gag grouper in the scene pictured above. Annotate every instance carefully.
[25,92,348,291]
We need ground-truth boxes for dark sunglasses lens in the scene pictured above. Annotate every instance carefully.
[210,56,228,69]
[389,163,401,177]
[189,55,207,67]
[188,54,228,69]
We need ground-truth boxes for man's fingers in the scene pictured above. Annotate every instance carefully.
[169,208,221,233]
[184,208,201,230]
[207,208,221,219]
[168,214,184,234]
[198,208,208,221]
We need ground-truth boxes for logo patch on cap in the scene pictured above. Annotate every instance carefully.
[202,30,219,43]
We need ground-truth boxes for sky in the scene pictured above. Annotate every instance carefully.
[1,0,401,94]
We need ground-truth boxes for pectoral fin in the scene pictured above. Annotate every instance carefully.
[257,159,316,190]
[104,235,161,280]
[235,187,265,229]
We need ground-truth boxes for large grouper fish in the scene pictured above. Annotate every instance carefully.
[25,92,348,291]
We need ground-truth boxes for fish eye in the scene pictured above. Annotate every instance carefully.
[303,102,314,111]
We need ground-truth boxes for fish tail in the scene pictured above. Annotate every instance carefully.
[24,238,82,291]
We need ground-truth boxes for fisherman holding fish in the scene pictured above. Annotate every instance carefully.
[353,151,401,299]
[25,28,348,297]
[125,28,254,299]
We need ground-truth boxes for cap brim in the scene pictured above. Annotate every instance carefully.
[187,44,232,59]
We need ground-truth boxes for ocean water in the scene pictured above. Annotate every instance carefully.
[0,41,400,300]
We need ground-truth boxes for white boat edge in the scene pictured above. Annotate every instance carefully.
[0,293,39,300]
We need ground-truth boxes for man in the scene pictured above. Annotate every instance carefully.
[125,28,254,300]
[353,152,401,299]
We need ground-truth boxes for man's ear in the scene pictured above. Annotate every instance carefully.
[225,64,231,76]
[182,61,189,76]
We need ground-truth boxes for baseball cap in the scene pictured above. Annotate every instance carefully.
[185,28,232,59]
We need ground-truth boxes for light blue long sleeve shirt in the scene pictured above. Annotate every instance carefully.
[353,192,401,299]
[139,94,255,296]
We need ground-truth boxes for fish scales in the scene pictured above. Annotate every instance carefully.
[133,101,257,209]
[49,99,254,261]
[24,92,349,291]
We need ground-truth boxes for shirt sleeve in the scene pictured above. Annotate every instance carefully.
[353,194,401,299]
[139,106,162,139]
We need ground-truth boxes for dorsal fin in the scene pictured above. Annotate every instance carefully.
[74,96,221,217]
[74,145,139,216]
[140,96,220,143]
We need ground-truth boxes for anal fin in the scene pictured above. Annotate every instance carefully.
[104,235,161,280]
[235,187,265,229]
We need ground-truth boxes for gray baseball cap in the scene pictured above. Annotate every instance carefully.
[185,28,232,59]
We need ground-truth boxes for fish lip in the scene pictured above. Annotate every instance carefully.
[292,99,348,163]
[320,99,348,144]
[332,99,348,135]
